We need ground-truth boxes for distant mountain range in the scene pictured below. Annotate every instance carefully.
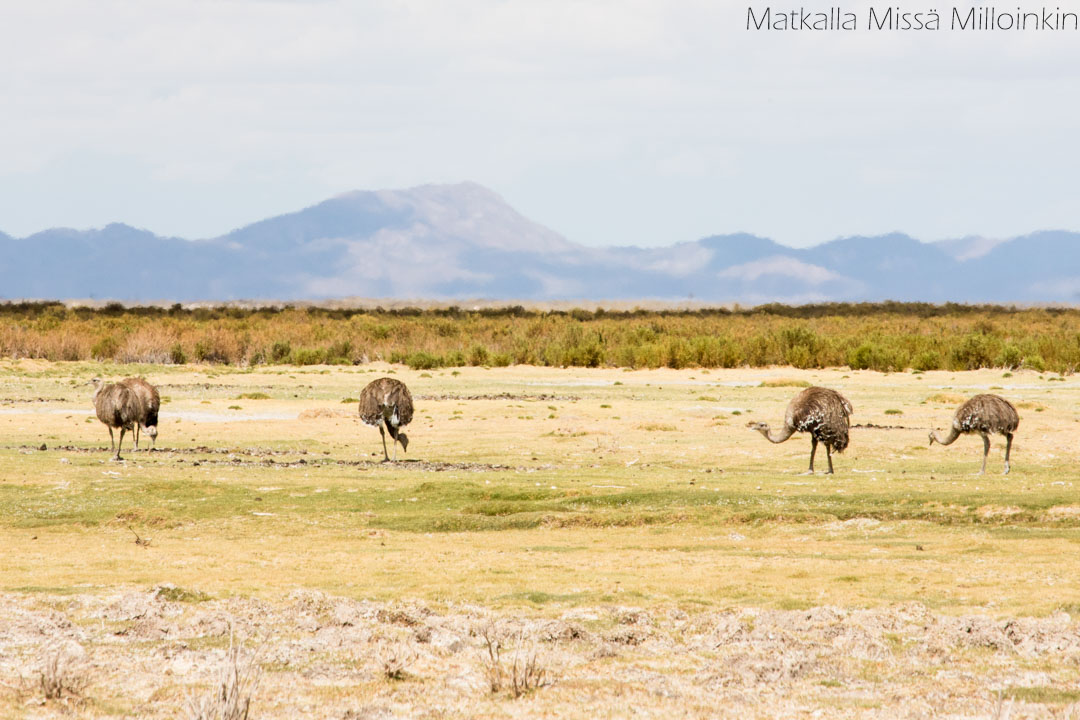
[1,182,1076,303]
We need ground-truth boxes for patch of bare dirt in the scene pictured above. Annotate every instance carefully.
[20,445,518,472]
[0,397,70,403]
[298,408,355,419]
[2,591,1079,719]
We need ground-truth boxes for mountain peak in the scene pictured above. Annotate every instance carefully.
[1,185,1076,303]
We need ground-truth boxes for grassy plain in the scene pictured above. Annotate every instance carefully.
[2,360,1080,717]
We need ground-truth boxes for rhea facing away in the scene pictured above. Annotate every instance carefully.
[90,377,140,460]
[121,377,160,450]
[929,393,1019,474]
[748,386,853,474]
[359,377,413,462]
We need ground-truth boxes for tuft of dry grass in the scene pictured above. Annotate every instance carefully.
[377,643,417,681]
[636,423,678,432]
[39,644,88,701]
[185,632,261,720]
[760,378,811,388]
[480,623,552,698]
[925,392,967,404]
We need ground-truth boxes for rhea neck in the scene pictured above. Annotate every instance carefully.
[929,426,961,446]
[754,423,795,444]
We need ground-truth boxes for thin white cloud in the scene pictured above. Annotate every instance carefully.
[717,256,844,286]
[0,0,1078,246]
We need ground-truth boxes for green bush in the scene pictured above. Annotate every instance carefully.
[912,351,941,372]
[688,336,740,367]
[91,336,119,360]
[846,342,907,372]
[325,340,354,364]
[270,341,292,362]
[785,344,813,369]
[290,348,325,365]
[948,332,994,370]
[405,351,441,370]
[1023,354,1046,372]
[847,343,875,371]
[996,343,1023,370]
[170,343,187,365]
[779,326,823,368]
[468,344,489,366]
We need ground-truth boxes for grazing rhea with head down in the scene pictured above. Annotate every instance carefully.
[747,386,853,474]
[929,393,1019,475]
[358,377,413,462]
[89,377,140,460]
[121,377,160,451]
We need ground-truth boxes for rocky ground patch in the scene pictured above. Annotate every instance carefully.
[3,591,1079,719]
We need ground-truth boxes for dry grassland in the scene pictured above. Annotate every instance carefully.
[1,360,1079,718]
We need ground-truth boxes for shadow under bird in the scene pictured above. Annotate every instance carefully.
[929,393,1019,475]
[89,377,140,460]
[358,377,413,462]
[121,377,160,450]
[748,386,853,474]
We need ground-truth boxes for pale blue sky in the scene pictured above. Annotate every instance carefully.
[2,1,1078,247]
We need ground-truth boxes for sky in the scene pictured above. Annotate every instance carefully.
[2,0,1079,248]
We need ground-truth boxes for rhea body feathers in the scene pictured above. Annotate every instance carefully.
[90,378,141,460]
[121,377,160,450]
[359,377,413,462]
[929,393,1019,474]
[748,386,853,474]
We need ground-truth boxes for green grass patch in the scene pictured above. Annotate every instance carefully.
[156,585,213,603]
[1004,687,1080,705]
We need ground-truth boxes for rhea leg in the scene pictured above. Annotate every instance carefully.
[825,445,834,475]
[133,424,140,451]
[379,424,390,462]
[392,436,398,462]
[979,432,989,475]
[108,427,115,452]
[115,427,126,460]
[806,436,818,474]
[1003,432,1013,475]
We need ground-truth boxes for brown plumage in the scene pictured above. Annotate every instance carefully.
[121,377,160,450]
[929,393,1019,474]
[747,386,853,474]
[90,377,140,460]
[358,377,413,462]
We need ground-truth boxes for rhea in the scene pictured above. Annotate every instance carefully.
[90,377,140,460]
[748,386,853,474]
[358,377,413,462]
[121,377,160,450]
[929,393,1019,475]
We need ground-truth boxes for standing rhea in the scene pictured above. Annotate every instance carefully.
[747,386,853,474]
[121,377,160,450]
[358,378,413,462]
[90,378,140,460]
[929,394,1019,475]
